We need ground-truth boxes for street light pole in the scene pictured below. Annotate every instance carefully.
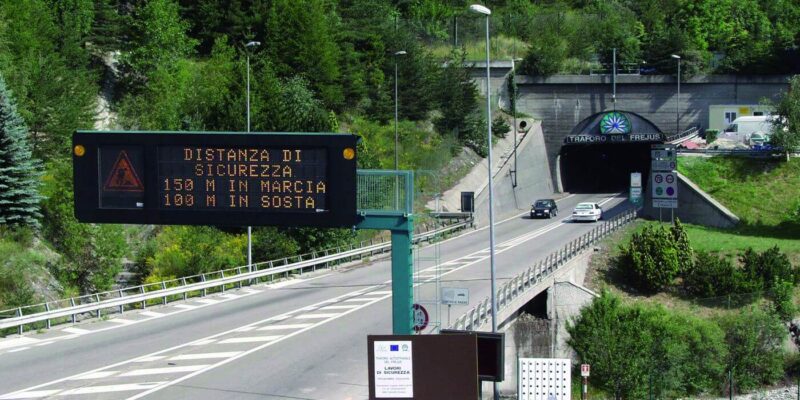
[245,40,260,279]
[470,5,497,399]
[510,57,521,187]
[612,47,617,108]
[671,54,681,134]
[469,3,495,333]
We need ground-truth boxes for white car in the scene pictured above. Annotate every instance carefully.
[572,202,603,222]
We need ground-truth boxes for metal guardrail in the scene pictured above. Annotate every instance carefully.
[665,126,700,143]
[0,219,471,334]
[676,148,798,157]
[451,209,637,331]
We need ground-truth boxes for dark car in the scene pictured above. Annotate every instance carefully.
[530,199,558,219]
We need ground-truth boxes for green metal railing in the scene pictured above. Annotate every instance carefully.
[356,170,413,216]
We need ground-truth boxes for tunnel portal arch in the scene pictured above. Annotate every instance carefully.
[560,110,664,193]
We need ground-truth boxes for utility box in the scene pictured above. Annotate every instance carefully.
[460,191,475,213]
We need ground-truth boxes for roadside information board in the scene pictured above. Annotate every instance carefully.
[581,364,590,377]
[651,144,678,209]
[441,287,469,305]
[73,131,359,228]
[373,341,414,398]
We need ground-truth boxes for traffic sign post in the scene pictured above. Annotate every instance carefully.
[442,287,470,327]
[650,144,678,220]
[581,364,590,400]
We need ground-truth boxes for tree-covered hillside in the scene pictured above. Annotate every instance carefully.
[0,0,799,310]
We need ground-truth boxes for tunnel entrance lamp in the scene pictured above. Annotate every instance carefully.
[671,54,681,134]
[245,40,261,278]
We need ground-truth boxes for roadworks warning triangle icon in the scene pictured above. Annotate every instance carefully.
[103,151,144,192]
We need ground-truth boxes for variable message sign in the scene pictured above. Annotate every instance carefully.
[73,131,359,228]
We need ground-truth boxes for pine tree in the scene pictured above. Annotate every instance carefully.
[0,73,42,227]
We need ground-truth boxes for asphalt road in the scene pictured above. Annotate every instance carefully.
[0,192,630,400]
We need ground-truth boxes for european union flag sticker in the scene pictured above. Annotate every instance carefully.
[390,345,399,351]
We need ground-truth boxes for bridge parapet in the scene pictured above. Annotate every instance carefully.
[452,208,637,331]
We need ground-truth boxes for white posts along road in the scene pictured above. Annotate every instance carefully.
[0,193,629,400]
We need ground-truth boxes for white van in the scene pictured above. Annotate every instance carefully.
[722,116,776,143]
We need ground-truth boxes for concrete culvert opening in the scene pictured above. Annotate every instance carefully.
[560,143,652,193]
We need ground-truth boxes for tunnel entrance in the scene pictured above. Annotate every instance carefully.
[559,110,665,193]
[560,143,652,193]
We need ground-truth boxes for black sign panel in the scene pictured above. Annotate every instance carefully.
[73,131,360,228]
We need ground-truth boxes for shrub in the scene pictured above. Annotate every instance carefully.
[145,226,246,279]
[768,279,796,322]
[568,291,726,399]
[741,246,799,290]
[618,224,681,293]
[683,252,741,297]
[670,219,694,275]
[717,307,786,392]
[491,116,510,138]
[705,129,718,143]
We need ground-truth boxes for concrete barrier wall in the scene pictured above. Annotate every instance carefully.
[641,171,740,228]
[473,122,554,226]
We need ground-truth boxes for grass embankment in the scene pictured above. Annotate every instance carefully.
[678,157,800,236]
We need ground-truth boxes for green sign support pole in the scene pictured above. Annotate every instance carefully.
[356,170,415,335]
[357,214,414,335]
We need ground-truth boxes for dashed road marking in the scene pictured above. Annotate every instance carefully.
[119,365,210,377]
[169,352,241,361]
[257,324,314,331]
[295,313,341,319]
[218,336,282,344]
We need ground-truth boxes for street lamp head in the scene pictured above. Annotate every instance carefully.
[468,4,491,15]
[394,50,407,56]
[671,54,681,59]
[245,41,261,48]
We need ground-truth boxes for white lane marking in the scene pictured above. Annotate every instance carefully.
[141,311,165,318]
[267,273,331,289]
[1,194,623,400]
[63,327,91,335]
[126,290,388,399]
[370,291,392,295]
[119,365,209,377]
[295,313,340,319]
[196,299,220,305]
[0,389,61,399]
[70,371,119,380]
[218,336,282,344]
[218,294,240,299]
[33,341,54,347]
[299,306,319,311]
[134,356,166,363]
[7,347,29,353]
[257,324,314,331]
[59,382,166,395]
[234,326,257,332]
[189,339,216,346]
[173,304,197,310]
[108,318,136,324]
[0,337,39,351]
[319,305,359,310]
[343,298,375,303]
[169,352,242,361]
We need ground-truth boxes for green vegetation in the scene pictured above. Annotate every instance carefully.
[0,74,41,227]
[578,219,798,397]
[772,75,800,161]
[678,157,800,236]
[569,291,788,398]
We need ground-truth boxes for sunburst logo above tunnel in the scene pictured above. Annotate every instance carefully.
[600,112,631,134]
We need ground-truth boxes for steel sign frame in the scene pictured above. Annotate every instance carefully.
[73,130,360,228]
